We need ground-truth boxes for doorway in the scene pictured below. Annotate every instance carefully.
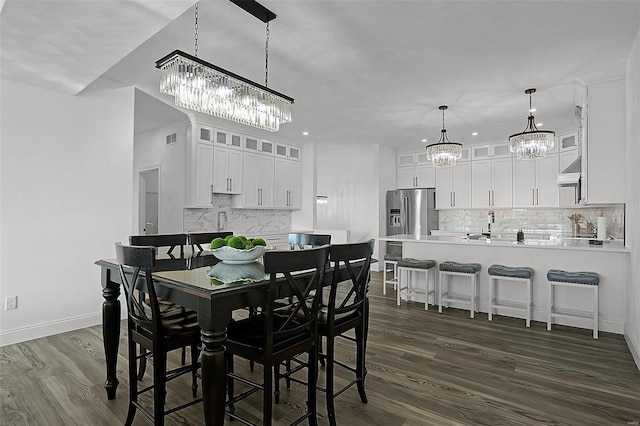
[139,168,159,235]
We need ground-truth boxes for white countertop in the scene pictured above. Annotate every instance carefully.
[379,234,629,253]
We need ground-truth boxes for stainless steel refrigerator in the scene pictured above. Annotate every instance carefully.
[386,188,438,256]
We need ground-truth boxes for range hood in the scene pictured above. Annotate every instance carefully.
[557,156,581,186]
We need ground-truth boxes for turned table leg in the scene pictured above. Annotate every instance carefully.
[101,267,121,400]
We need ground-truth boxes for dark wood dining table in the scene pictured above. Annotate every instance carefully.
[96,251,363,426]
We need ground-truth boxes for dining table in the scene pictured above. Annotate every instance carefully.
[95,249,364,426]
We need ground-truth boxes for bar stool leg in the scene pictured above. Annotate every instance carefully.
[488,276,494,321]
[547,282,553,331]
[396,268,402,306]
[438,271,444,313]
[593,286,599,339]
[383,263,387,295]
[526,278,532,328]
[424,269,429,311]
[470,273,476,319]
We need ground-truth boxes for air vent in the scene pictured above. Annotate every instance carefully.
[166,133,177,145]
[574,105,582,119]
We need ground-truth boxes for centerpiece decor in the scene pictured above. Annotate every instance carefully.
[209,235,269,264]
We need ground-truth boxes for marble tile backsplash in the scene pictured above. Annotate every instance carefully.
[184,194,292,236]
[438,205,625,240]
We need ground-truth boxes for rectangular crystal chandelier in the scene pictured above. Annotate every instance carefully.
[156,50,293,132]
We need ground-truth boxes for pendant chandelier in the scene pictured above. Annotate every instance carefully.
[425,105,463,167]
[509,88,555,159]
[156,1,293,132]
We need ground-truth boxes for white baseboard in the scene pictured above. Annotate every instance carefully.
[0,308,128,347]
[625,334,640,371]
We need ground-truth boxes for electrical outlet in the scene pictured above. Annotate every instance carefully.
[5,296,17,310]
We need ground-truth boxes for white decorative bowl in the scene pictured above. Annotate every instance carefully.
[209,245,269,264]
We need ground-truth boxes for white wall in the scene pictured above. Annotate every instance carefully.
[291,141,316,231]
[0,79,135,346]
[625,29,640,369]
[315,143,380,243]
[133,117,189,234]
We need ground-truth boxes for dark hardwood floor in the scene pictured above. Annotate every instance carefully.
[2,271,639,425]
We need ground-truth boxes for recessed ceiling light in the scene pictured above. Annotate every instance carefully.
[302,131,309,136]
[421,138,427,143]
[536,122,543,126]
[529,108,537,113]
[472,132,478,136]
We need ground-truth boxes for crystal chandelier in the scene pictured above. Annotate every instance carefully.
[425,105,463,167]
[156,2,293,132]
[509,88,555,159]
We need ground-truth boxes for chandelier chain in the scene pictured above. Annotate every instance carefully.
[194,2,199,57]
[265,22,270,87]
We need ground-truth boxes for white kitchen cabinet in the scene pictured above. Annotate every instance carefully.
[471,143,511,160]
[194,142,214,207]
[558,131,579,152]
[214,128,242,149]
[584,78,626,204]
[471,157,512,208]
[397,164,435,188]
[274,157,301,209]
[233,151,274,208]
[435,162,471,209]
[212,146,243,194]
[275,143,300,161]
[243,136,275,155]
[512,154,558,207]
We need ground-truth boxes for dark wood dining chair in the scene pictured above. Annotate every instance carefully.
[277,240,374,426]
[128,233,190,376]
[129,233,188,258]
[225,245,330,426]
[115,243,202,426]
[187,231,233,253]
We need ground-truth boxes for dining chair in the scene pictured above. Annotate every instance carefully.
[129,233,188,258]
[225,245,330,426]
[187,231,233,253]
[115,243,202,426]
[128,233,190,376]
[278,240,375,426]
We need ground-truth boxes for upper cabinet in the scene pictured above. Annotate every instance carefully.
[214,128,242,149]
[232,151,275,209]
[212,146,243,194]
[584,78,625,204]
[512,154,558,207]
[275,143,301,161]
[435,162,472,209]
[471,143,511,160]
[244,136,275,156]
[397,152,435,189]
[471,157,512,208]
[274,157,302,209]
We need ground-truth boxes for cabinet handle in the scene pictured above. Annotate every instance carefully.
[230,178,233,192]
[450,192,453,207]
[536,188,539,206]
[532,188,535,205]
[488,190,491,206]
[210,185,213,204]
[492,190,495,207]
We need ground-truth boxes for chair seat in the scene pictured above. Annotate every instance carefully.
[384,254,402,262]
[226,313,311,352]
[547,269,600,285]
[439,261,481,274]
[398,258,436,269]
[488,264,534,279]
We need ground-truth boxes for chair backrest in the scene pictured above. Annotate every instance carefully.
[263,245,330,351]
[115,242,162,335]
[188,231,233,252]
[288,233,331,250]
[129,234,187,258]
[327,239,375,326]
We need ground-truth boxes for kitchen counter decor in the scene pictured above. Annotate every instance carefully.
[208,235,270,264]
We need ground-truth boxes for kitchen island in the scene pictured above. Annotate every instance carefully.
[379,234,629,334]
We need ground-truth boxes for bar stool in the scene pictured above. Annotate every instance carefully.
[439,261,481,318]
[396,258,437,310]
[383,254,402,295]
[547,269,600,339]
[488,264,534,327]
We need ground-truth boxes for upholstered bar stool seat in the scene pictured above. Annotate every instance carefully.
[397,258,437,310]
[488,264,534,327]
[547,269,600,339]
[439,261,481,318]
[383,254,402,295]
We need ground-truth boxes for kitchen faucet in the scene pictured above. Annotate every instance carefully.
[483,211,495,237]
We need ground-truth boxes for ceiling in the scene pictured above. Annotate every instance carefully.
[2,1,639,151]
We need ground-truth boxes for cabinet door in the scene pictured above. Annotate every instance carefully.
[415,164,435,188]
[535,154,558,207]
[397,153,415,167]
[397,167,416,189]
[259,155,275,207]
[287,160,302,208]
[274,157,289,208]
[240,152,260,207]
[212,146,229,193]
[453,162,472,209]
[491,157,513,208]
[512,159,536,207]
[471,160,492,208]
[194,142,214,206]
[227,149,243,194]
[435,167,453,209]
